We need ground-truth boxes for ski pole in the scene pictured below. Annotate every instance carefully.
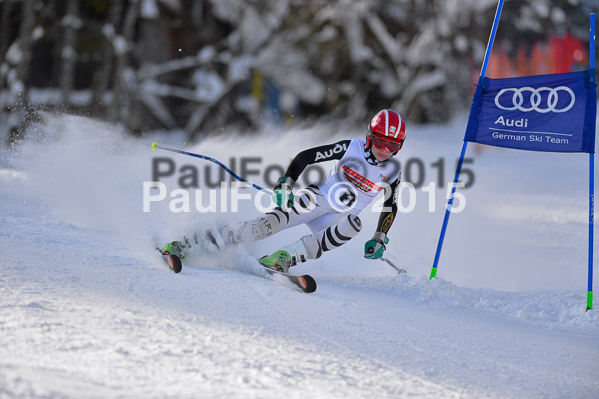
[380,256,406,274]
[149,142,272,194]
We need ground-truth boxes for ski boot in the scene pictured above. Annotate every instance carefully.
[259,239,314,273]
[259,250,293,273]
[160,241,187,260]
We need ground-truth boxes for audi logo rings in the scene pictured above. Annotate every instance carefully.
[494,86,576,113]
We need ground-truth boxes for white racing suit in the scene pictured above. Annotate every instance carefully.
[184,138,402,265]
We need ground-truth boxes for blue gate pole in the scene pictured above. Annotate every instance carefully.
[589,153,594,310]
[430,141,468,278]
[430,0,505,279]
[587,13,595,310]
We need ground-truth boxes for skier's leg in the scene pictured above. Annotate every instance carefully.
[215,187,327,245]
[165,187,326,258]
[259,213,362,272]
[211,207,300,246]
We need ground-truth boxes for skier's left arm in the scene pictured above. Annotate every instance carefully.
[364,177,400,260]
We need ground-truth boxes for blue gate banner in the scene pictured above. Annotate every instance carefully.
[465,71,597,153]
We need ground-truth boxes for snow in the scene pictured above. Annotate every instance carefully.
[1,112,598,398]
[141,0,160,20]
[31,26,45,41]
[239,7,269,53]
[5,42,23,65]
[112,36,128,56]
[192,70,226,102]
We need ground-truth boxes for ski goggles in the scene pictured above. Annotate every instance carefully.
[372,135,403,152]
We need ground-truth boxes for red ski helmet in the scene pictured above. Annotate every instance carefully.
[366,109,406,155]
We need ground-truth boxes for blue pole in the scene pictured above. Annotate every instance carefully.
[430,0,505,279]
[479,0,505,78]
[589,153,594,310]
[587,13,595,311]
[430,141,468,278]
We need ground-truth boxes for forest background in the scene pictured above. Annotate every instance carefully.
[0,0,596,144]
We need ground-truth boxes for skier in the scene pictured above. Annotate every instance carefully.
[161,109,405,272]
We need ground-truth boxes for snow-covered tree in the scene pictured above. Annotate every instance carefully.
[0,0,594,143]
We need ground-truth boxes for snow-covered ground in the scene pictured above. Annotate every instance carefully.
[1,113,598,398]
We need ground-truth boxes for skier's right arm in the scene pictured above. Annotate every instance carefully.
[272,140,351,209]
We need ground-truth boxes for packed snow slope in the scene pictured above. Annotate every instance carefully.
[1,113,598,398]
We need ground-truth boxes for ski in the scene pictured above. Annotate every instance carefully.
[154,246,315,293]
[262,267,317,293]
[155,247,182,273]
